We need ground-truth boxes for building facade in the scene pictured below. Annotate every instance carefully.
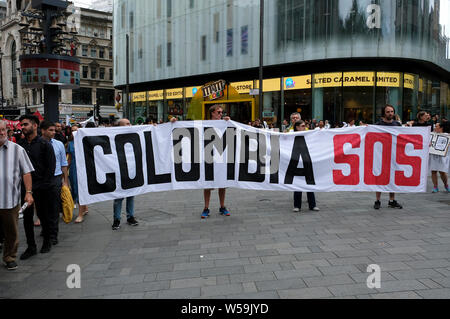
[0,0,119,121]
[114,0,450,125]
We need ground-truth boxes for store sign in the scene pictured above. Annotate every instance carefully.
[202,80,226,100]
[132,92,147,102]
[186,87,201,98]
[231,81,253,94]
[254,78,281,92]
[148,90,164,101]
[343,72,375,87]
[285,75,312,90]
[376,72,400,87]
[166,88,183,100]
[404,74,415,90]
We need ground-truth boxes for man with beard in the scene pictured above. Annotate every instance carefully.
[54,122,67,144]
[373,105,403,210]
[18,115,56,259]
[40,120,69,245]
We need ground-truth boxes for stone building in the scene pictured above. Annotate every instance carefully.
[0,0,119,121]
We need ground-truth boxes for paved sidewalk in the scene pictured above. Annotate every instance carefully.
[0,178,449,299]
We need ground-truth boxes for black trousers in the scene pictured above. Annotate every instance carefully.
[50,177,62,241]
[293,192,316,210]
[0,219,4,243]
[23,188,54,247]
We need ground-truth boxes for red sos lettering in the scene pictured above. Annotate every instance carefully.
[333,133,423,186]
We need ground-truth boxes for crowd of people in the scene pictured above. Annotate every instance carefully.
[0,105,449,271]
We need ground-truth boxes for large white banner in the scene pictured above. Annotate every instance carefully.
[74,121,430,205]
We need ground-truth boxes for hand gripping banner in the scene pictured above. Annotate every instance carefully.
[74,121,430,205]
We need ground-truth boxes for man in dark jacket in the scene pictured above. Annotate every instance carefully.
[18,115,56,259]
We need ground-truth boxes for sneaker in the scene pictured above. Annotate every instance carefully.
[19,212,23,219]
[112,219,121,230]
[201,209,210,219]
[432,187,439,193]
[127,217,139,226]
[219,207,231,217]
[310,207,320,211]
[4,261,18,271]
[374,200,381,210]
[292,208,300,212]
[40,242,52,254]
[445,185,450,193]
[388,200,403,209]
[20,247,37,260]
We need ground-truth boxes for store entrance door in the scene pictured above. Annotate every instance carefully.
[203,100,254,124]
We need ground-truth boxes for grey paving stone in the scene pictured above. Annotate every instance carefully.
[328,283,375,297]
[388,269,444,280]
[201,284,244,297]
[157,287,202,299]
[278,287,333,299]
[156,269,201,281]
[255,278,307,291]
[229,272,277,283]
[274,268,322,279]
[170,277,217,289]
[370,291,423,299]
[376,280,429,293]
[303,274,355,288]
[416,288,450,299]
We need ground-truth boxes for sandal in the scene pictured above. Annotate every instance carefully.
[74,215,84,223]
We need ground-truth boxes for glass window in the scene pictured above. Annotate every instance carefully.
[99,48,104,59]
[189,0,194,9]
[226,29,233,57]
[167,0,172,18]
[91,47,97,58]
[167,42,172,66]
[91,67,97,79]
[157,45,162,68]
[72,87,92,105]
[97,89,115,106]
[82,45,88,56]
[109,68,113,80]
[201,36,206,61]
[99,68,105,80]
[82,66,88,78]
[241,25,248,55]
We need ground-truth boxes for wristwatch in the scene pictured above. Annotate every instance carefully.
[26,190,33,194]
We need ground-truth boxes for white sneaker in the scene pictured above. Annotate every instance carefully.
[292,208,300,212]
[19,213,23,219]
[311,207,320,211]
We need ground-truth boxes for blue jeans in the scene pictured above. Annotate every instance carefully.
[293,192,316,210]
[113,197,135,221]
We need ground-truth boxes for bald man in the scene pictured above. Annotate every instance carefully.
[112,118,139,230]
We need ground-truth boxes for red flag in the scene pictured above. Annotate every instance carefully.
[33,111,44,122]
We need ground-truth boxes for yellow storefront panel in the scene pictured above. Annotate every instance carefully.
[255,78,281,92]
[376,72,400,87]
[419,78,424,92]
[343,72,375,87]
[231,81,253,94]
[312,72,341,88]
[132,92,146,102]
[284,75,311,90]
[148,90,164,101]
[166,88,183,100]
[185,86,201,98]
[404,74,415,90]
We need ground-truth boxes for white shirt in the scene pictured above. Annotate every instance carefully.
[0,140,35,209]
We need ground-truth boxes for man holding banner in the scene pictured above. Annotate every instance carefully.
[374,105,403,210]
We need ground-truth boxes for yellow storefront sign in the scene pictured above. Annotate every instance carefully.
[148,90,164,101]
[132,92,146,102]
[254,78,281,92]
[311,72,343,88]
[376,72,400,87]
[343,72,375,87]
[284,75,311,90]
[185,86,201,98]
[166,88,183,100]
[231,81,253,94]
[404,74,415,90]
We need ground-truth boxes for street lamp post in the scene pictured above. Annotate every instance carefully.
[259,0,264,120]
[0,50,3,108]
